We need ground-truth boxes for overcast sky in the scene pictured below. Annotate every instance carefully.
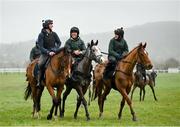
[0,0,179,43]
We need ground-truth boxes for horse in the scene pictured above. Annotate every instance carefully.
[94,43,153,121]
[24,47,72,120]
[60,40,104,121]
[131,71,158,101]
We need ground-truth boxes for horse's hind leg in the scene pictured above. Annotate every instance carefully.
[61,86,72,118]
[149,85,158,101]
[99,86,111,118]
[75,85,90,121]
[88,86,91,106]
[131,85,136,100]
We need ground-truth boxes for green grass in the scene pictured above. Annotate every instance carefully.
[0,73,180,126]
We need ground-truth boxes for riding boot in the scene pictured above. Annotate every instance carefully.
[103,62,116,80]
[37,69,43,88]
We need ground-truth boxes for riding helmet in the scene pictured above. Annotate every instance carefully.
[42,19,53,29]
[114,27,124,38]
[70,27,80,35]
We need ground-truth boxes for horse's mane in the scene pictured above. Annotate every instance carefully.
[122,43,141,59]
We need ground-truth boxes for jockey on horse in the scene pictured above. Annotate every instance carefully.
[36,19,62,88]
[65,27,88,82]
[103,27,129,79]
[136,63,147,83]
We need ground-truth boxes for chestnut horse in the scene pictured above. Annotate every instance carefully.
[131,71,158,101]
[24,47,72,119]
[94,43,153,121]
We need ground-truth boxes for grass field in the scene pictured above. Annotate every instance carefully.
[0,73,180,126]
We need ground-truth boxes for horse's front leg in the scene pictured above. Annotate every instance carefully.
[61,86,72,118]
[56,86,64,118]
[46,85,57,120]
[75,85,90,121]
[142,87,146,101]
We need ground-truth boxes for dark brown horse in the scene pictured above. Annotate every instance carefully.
[24,48,72,119]
[131,71,158,101]
[61,40,104,121]
[94,43,153,121]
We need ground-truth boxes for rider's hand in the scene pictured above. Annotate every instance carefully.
[73,50,81,55]
[49,51,55,56]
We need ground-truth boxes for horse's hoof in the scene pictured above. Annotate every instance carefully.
[99,112,103,118]
[86,117,90,121]
[47,114,52,120]
[60,113,64,118]
[54,115,58,120]
[74,114,77,119]
[118,114,122,120]
[132,116,137,121]
[37,112,41,119]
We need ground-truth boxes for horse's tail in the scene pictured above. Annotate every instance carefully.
[24,82,32,100]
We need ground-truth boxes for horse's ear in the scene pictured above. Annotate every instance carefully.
[91,40,94,46]
[143,42,147,49]
[138,42,143,48]
[95,40,98,45]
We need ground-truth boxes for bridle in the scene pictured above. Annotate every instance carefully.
[115,47,147,76]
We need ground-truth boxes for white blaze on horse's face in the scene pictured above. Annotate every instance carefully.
[91,45,105,63]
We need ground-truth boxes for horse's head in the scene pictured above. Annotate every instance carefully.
[86,40,104,64]
[137,43,153,70]
[56,47,72,77]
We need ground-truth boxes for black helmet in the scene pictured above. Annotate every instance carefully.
[114,27,124,38]
[42,19,53,29]
[70,27,79,35]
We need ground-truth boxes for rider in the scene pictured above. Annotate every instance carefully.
[36,19,61,88]
[29,41,41,62]
[65,27,86,73]
[104,27,129,79]
[136,63,146,82]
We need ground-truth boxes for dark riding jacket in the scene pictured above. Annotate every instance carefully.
[108,38,129,62]
[65,37,86,55]
[37,29,61,55]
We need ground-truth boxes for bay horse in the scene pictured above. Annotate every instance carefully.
[131,71,158,101]
[94,43,153,121]
[61,40,104,121]
[24,47,72,120]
